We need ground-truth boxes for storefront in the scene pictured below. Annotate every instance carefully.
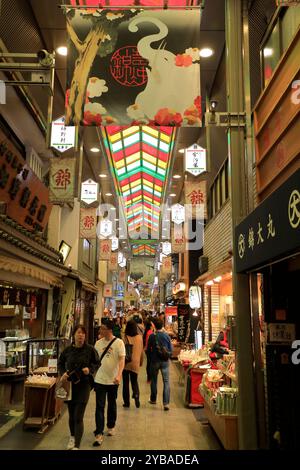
[235,168,300,450]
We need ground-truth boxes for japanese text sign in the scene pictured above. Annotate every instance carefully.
[235,169,300,272]
[109,252,118,271]
[80,208,97,239]
[104,284,113,298]
[51,116,76,153]
[0,129,52,232]
[81,179,98,204]
[172,225,186,253]
[99,239,112,260]
[185,180,207,219]
[49,158,76,203]
[185,144,206,176]
[172,204,185,225]
[118,268,127,283]
[268,323,296,344]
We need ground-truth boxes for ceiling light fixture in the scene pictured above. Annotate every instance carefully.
[170,193,176,197]
[178,149,185,154]
[90,147,100,153]
[105,193,112,197]
[263,48,273,58]
[56,46,68,56]
[199,48,214,58]
[173,174,181,179]
[99,174,107,178]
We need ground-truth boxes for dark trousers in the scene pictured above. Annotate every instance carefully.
[146,351,152,381]
[67,402,87,448]
[94,383,119,436]
[122,370,139,406]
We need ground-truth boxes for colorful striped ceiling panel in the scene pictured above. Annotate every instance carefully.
[102,126,175,240]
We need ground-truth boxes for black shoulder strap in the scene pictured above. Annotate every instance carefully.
[99,337,117,367]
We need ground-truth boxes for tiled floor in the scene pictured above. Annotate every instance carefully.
[0,361,221,450]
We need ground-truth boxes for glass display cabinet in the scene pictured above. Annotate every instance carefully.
[26,338,69,376]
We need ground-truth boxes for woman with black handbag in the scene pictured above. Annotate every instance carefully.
[122,320,144,409]
[58,324,100,450]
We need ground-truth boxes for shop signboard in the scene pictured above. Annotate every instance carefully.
[162,242,172,256]
[185,143,206,176]
[65,9,201,128]
[235,169,300,272]
[49,158,76,203]
[268,323,296,344]
[189,285,202,309]
[50,116,76,153]
[80,208,97,239]
[99,239,111,260]
[109,251,118,272]
[172,225,186,253]
[110,236,119,251]
[177,304,190,342]
[0,129,52,232]
[185,180,207,219]
[165,306,178,317]
[161,256,172,275]
[104,284,113,298]
[118,268,126,283]
[99,218,113,238]
[81,179,98,205]
[171,204,185,225]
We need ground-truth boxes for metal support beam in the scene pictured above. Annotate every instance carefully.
[205,111,246,128]
[226,0,258,449]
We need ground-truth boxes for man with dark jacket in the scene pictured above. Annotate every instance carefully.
[146,318,172,411]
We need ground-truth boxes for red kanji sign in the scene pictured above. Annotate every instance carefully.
[50,158,76,203]
[80,208,97,239]
[99,239,112,260]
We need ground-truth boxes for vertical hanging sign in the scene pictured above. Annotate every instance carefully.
[99,239,111,260]
[80,208,97,239]
[109,251,118,272]
[185,180,207,219]
[49,158,76,203]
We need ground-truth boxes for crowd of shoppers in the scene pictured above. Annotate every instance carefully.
[58,309,172,449]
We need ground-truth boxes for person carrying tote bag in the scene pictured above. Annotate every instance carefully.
[122,320,144,409]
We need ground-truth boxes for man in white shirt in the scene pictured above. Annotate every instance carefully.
[93,319,125,447]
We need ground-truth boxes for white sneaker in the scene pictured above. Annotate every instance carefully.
[107,427,115,436]
[67,436,75,450]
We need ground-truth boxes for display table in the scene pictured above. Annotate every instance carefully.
[186,368,206,407]
[203,397,238,450]
[23,379,57,433]
[0,373,26,410]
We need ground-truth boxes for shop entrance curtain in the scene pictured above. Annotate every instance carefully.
[65,8,201,127]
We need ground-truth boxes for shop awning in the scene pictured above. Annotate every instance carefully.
[196,258,232,284]
[79,276,99,294]
[0,255,64,288]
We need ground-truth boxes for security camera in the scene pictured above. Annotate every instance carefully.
[209,100,218,112]
[37,50,54,67]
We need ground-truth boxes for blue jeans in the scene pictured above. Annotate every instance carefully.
[150,361,170,406]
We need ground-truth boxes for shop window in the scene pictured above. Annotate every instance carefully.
[261,7,300,88]
[208,158,230,222]
[281,5,300,52]
[83,239,92,267]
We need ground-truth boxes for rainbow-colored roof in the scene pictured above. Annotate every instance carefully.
[102,126,175,240]
[132,244,157,256]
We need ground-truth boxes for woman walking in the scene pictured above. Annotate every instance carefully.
[143,318,154,383]
[122,320,144,408]
[58,324,99,450]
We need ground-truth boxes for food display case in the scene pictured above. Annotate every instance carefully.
[26,338,69,376]
[0,329,30,410]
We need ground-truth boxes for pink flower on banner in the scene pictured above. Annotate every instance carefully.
[83,111,102,126]
[154,108,183,126]
[175,54,193,67]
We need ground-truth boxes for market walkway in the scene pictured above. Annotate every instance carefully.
[0,362,220,450]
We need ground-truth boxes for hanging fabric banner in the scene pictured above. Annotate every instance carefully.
[161,255,172,275]
[99,239,112,260]
[172,225,186,253]
[66,9,201,127]
[49,158,76,203]
[185,180,207,219]
[119,268,127,283]
[80,208,97,239]
[109,252,118,272]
